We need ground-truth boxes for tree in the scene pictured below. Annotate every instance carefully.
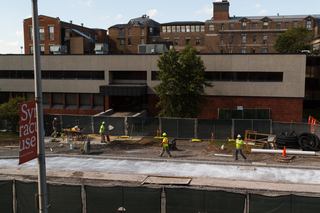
[274,26,314,53]
[154,44,213,118]
[0,96,26,132]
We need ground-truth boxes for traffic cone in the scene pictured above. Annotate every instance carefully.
[282,146,286,157]
[308,116,311,124]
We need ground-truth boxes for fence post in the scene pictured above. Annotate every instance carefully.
[161,187,166,213]
[194,118,198,139]
[13,179,17,213]
[177,119,179,139]
[91,116,94,134]
[124,117,128,136]
[81,184,87,213]
[231,119,235,139]
[60,114,63,133]
[270,120,273,135]
[246,192,250,213]
[159,117,162,136]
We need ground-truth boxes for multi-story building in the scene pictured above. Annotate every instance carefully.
[23,15,108,55]
[160,0,320,53]
[108,15,160,54]
[0,54,307,122]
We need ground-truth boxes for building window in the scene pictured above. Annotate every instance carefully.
[285,22,289,28]
[196,25,200,32]
[241,49,246,53]
[128,29,131,36]
[191,26,195,32]
[186,39,190,44]
[228,48,233,53]
[52,93,63,109]
[181,26,186,32]
[252,49,256,53]
[242,22,247,30]
[141,38,144,44]
[162,26,166,33]
[174,39,179,46]
[94,34,98,41]
[307,20,312,29]
[172,26,176,33]
[253,36,256,43]
[262,48,268,53]
[176,26,181,32]
[65,93,77,109]
[263,35,267,44]
[29,26,33,41]
[293,21,297,27]
[242,35,246,43]
[220,36,224,43]
[120,39,124,46]
[128,38,131,46]
[40,46,44,54]
[263,22,268,29]
[39,28,44,40]
[186,26,190,32]
[196,39,200,46]
[229,23,234,30]
[151,71,160,81]
[141,28,145,36]
[149,27,153,33]
[201,25,205,32]
[277,22,281,29]
[252,23,258,29]
[221,23,224,30]
[79,93,91,110]
[209,24,214,31]
[49,26,54,40]
[30,45,33,54]
[167,26,171,33]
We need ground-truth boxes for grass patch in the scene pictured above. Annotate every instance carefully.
[0,132,19,141]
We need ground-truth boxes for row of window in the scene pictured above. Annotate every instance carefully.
[162,25,205,33]
[29,26,54,41]
[121,38,145,46]
[208,20,312,31]
[238,35,268,44]
[0,92,104,109]
[0,71,104,80]
[127,28,145,36]
[151,71,283,82]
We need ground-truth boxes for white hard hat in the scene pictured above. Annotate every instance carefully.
[54,117,57,121]
[237,134,241,138]
[102,121,105,124]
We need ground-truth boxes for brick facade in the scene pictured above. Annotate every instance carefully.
[147,94,303,122]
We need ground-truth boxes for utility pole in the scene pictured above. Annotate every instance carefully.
[31,0,48,212]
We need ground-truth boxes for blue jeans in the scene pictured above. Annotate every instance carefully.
[235,148,246,160]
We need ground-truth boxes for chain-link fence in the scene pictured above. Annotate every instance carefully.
[0,115,314,140]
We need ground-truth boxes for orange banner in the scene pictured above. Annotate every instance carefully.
[19,100,37,165]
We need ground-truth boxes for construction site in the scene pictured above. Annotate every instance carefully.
[1,115,320,213]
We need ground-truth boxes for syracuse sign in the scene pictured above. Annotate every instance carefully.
[19,100,37,165]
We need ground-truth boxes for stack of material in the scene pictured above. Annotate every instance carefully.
[275,132,299,149]
[298,133,319,151]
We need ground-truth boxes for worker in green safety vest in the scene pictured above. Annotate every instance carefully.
[235,134,247,161]
[100,121,106,143]
[159,133,172,158]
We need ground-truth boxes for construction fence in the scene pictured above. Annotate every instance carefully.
[0,115,316,140]
[40,115,314,140]
[1,180,320,213]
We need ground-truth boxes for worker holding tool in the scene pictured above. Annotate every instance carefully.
[235,134,247,161]
[100,121,106,143]
[51,117,58,138]
[159,133,172,158]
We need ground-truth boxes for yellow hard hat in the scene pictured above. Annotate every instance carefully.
[162,133,166,136]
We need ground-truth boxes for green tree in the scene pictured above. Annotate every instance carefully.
[274,26,314,53]
[154,44,213,118]
[0,96,26,132]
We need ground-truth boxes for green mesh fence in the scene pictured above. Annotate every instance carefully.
[161,118,178,138]
[165,188,245,213]
[44,115,61,136]
[197,119,232,139]
[292,195,320,213]
[249,194,292,213]
[47,184,82,213]
[93,117,125,136]
[86,186,161,213]
[0,180,13,213]
[234,120,252,139]
[178,119,195,139]
[16,181,82,213]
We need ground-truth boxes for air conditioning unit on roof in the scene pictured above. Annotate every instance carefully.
[94,43,108,54]
[51,45,67,54]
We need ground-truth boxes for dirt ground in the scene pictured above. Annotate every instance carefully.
[1,137,320,167]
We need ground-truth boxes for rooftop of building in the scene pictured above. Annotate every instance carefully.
[161,21,205,25]
[109,15,160,28]
[207,14,320,22]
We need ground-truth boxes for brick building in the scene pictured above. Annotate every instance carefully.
[159,0,320,53]
[23,15,108,55]
[108,15,160,54]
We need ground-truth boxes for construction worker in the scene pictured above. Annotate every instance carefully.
[100,121,106,143]
[159,133,172,158]
[235,134,247,161]
[51,118,58,138]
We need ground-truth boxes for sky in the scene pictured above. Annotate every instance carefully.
[1,0,320,54]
